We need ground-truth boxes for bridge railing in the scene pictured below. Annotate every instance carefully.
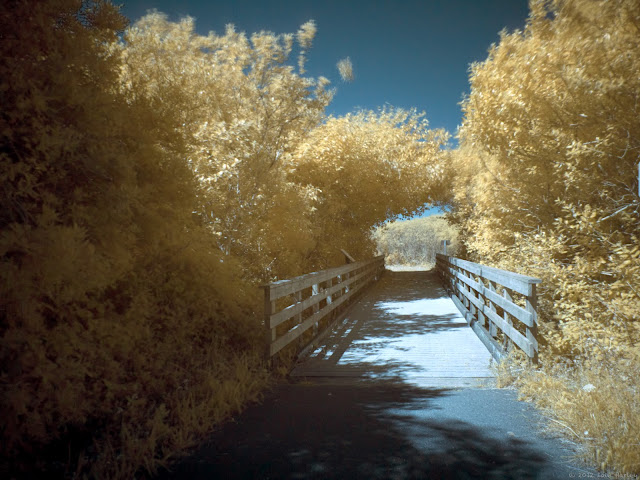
[261,255,385,359]
[436,254,542,364]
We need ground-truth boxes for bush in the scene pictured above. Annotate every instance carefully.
[453,0,640,473]
[372,215,460,267]
[0,2,267,477]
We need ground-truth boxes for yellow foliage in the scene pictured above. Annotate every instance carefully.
[372,214,461,267]
[1,2,267,478]
[454,0,640,362]
[507,358,640,476]
[1,2,447,477]
[337,57,355,82]
[119,12,329,281]
[119,16,448,280]
[291,108,449,267]
[452,0,640,473]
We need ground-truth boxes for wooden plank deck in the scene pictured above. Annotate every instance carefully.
[291,270,496,387]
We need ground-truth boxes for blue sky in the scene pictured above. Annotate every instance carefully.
[119,0,529,142]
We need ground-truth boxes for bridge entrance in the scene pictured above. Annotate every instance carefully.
[291,270,495,388]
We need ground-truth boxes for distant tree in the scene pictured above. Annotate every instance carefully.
[372,215,460,266]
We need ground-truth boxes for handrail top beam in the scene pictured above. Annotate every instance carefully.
[436,254,541,284]
[261,255,384,290]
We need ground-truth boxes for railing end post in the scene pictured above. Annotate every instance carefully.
[525,283,539,366]
[262,285,275,363]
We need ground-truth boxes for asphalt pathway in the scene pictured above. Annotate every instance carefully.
[155,270,596,479]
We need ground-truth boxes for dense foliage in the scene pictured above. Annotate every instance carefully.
[454,0,639,364]
[452,0,639,472]
[118,13,447,279]
[372,215,460,266]
[118,14,331,281]
[4,0,637,476]
[292,109,448,266]
[0,2,445,477]
[0,1,269,477]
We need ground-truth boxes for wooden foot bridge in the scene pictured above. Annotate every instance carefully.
[262,253,542,384]
[159,255,597,479]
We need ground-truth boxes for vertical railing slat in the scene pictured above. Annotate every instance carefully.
[502,288,513,347]
[488,280,499,339]
[263,286,276,359]
[312,283,320,336]
[526,284,539,364]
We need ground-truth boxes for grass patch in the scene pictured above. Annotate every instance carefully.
[2,353,271,479]
[495,352,640,475]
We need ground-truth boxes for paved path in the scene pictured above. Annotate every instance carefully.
[156,270,596,479]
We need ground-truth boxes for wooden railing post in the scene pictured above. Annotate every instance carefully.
[294,290,303,349]
[488,281,499,339]
[294,291,302,324]
[312,283,320,336]
[526,284,539,365]
[460,266,469,310]
[476,274,487,330]
[263,286,275,360]
[452,263,460,301]
[502,288,513,349]
[467,279,476,321]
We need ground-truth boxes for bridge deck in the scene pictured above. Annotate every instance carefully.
[291,270,496,387]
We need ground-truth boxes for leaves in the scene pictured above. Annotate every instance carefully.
[453,0,640,362]
[372,215,460,266]
[1,4,448,477]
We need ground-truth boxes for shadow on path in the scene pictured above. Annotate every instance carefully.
[152,270,594,479]
[153,381,584,480]
[294,270,494,383]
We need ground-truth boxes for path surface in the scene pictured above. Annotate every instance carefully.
[156,270,595,479]
[291,270,495,387]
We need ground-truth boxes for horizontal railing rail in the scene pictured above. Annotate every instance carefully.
[261,255,385,358]
[436,254,542,364]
